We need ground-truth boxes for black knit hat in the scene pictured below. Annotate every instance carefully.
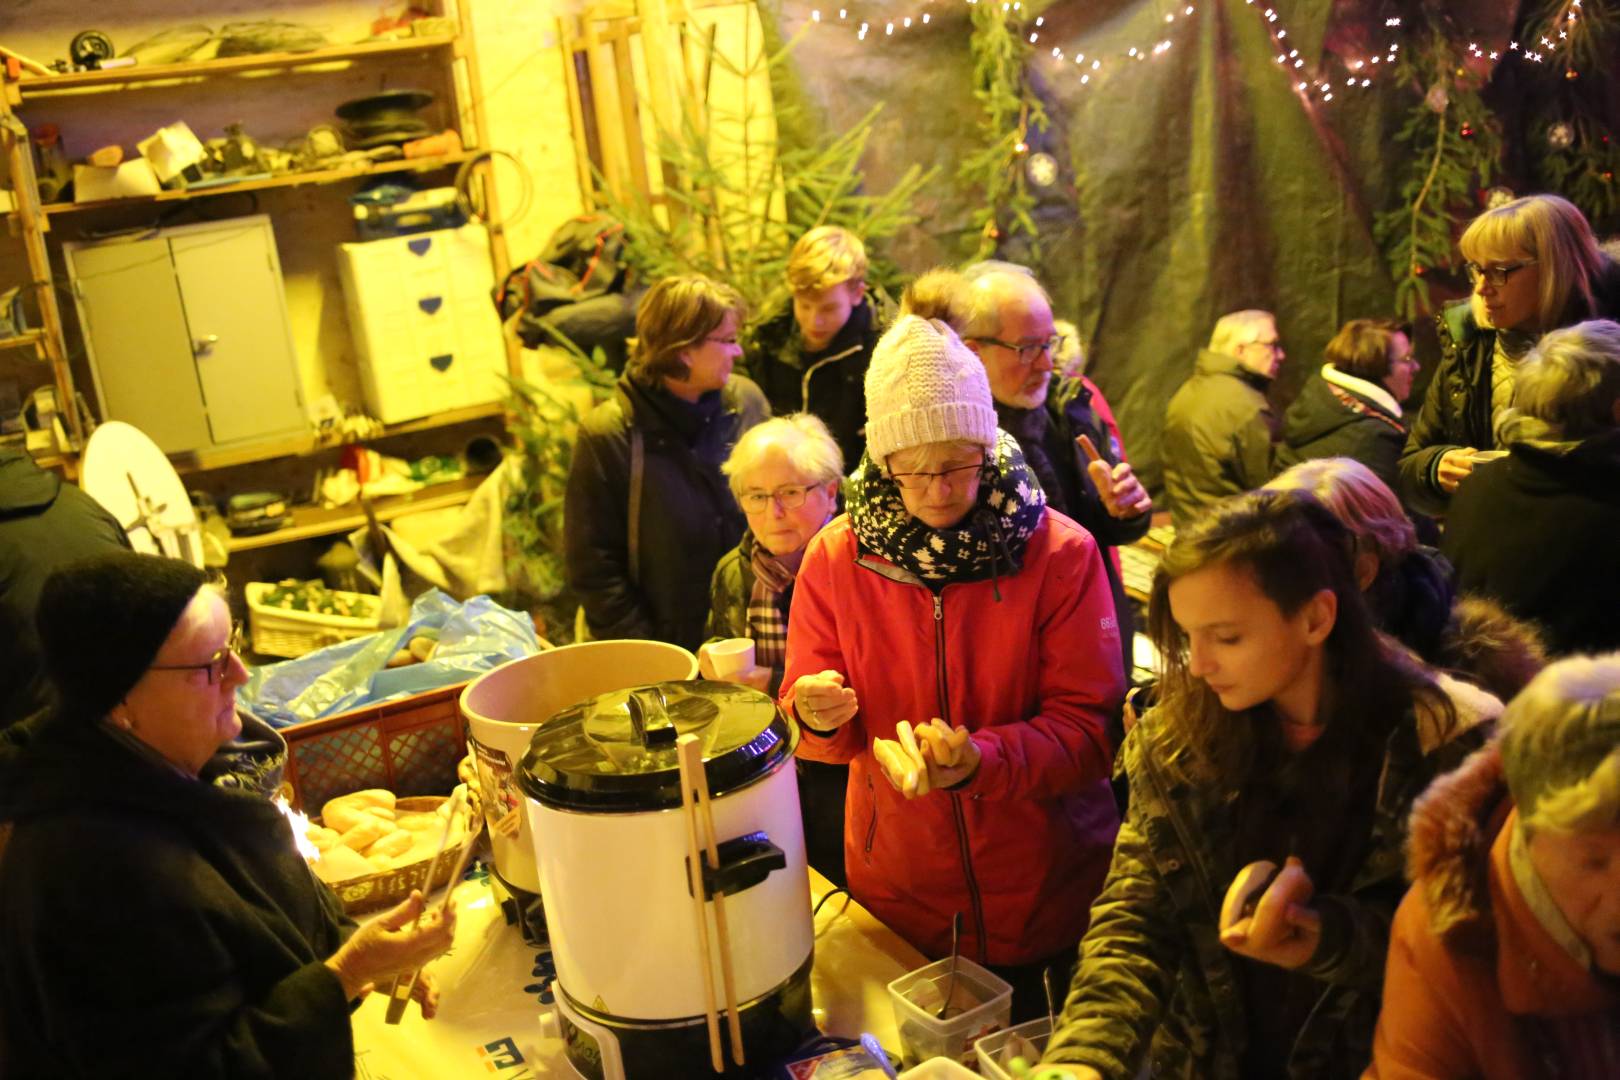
[36,551,208,719]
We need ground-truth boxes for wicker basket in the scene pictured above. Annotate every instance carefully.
[245,582,383,658]
[312,796,478,914]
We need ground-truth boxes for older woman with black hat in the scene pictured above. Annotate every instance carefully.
[0,551,455,1079]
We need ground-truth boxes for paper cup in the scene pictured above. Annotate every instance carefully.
[708,637,755,679]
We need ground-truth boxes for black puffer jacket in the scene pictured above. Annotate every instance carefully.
[0,713,356,1079]
[1441,428,1620,656]
[0,450,129,728]
[564,374,768,651]
[1397,257,1620,515]
[1162,350,1277,528]
[742,290,891,468]
[1275,366,1406,493]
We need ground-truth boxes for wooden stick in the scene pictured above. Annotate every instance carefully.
[676,735,726,1073]
[0,44,50,76]
[384,791,467,1025]
[691,743,746,1066]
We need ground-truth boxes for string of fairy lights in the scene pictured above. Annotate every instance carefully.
[800,0,1602,106]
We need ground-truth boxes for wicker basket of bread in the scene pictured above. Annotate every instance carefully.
[298,786,480,914]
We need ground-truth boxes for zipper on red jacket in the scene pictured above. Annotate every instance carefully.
[935,591,989,964]
[863,772,878,859]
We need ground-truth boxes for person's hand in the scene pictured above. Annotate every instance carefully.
[411,967,442,1020]
[698,644,773,691]
[793,670,858,732]
[325,889,457,1000]
[1078,434,1150,519]
[1219,856,1322,970]
[1436,448,1478,493]
[914,717,981,789]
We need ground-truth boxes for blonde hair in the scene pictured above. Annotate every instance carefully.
[627,274,744,383]
[1265,458,1416,571]
[900,268,969,330]
[1514,318,1620,439]
[1458,194,1604,331]
[1499,653,1620,833]
[787,226,868,294]
[1208,309,1277,357]
[722,413,845,497]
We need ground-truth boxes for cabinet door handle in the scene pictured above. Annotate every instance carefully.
[193,334,220,356]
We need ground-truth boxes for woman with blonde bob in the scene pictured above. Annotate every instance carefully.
[1399,193,1620,514]
[1368,653,1620,1079]
[564,274,768,650]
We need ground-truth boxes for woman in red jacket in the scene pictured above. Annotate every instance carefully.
[782,314,1126,1019]
[1367,653,1620,1080]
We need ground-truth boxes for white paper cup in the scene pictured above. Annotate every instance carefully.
[707,637,755,679]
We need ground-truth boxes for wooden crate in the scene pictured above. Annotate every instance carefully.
[280,682,469,813]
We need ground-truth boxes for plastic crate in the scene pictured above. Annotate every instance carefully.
[245,581,382,658]
[280,683,469,814]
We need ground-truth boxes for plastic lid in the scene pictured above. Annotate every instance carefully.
[517,680,797,812]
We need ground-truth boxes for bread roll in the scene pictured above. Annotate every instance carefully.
[312,843,375,883]
[336,815,391,852]
[321,789,398,832]
[306,825,341,852]
[364,829,414,860]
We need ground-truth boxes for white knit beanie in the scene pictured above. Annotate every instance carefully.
[864,315,998,464]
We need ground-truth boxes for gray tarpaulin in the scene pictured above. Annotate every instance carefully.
[760,0,1523,490]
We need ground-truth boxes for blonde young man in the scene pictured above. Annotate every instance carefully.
[745,226,891,466]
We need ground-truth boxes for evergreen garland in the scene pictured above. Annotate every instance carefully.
[1374,30,1501,321]
[959,2,1049,261]
[1521,0,1620,227]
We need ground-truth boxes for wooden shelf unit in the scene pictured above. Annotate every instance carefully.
[41,151,482,217]
[10,37,457,99]
[226,472,485,553]
[0,2,516,477]
[174,403,505,475]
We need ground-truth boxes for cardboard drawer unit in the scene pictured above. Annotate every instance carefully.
[337,224,507,424]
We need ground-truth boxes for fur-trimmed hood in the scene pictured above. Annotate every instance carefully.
[1405,739,1509,940]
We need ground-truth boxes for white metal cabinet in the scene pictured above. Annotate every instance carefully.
[338,224,507,424]
[65,216,306,455]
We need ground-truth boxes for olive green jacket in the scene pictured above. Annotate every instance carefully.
[704,530,789,696]
[1044,676,1499,1080]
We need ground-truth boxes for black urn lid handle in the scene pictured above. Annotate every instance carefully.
[626,686,677,749]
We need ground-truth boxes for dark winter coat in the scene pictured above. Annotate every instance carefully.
[1275,365,1407,493]
[996,375,1151,673]
[1367,745,1620,1079]
[1397,258,1620,516]
[565,374,768,652]
[1441,428,1620,656]
[1042,675,1499,1080]
[0,450,129,728]
[0,713,356,1079]
[1162,349,1277,528]
[742,291,890,468]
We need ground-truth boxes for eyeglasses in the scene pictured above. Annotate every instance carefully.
[704,335,739,347]
[968,334,1067,367]
[1464,259,1537,287]
[1245,338,1282,352]
[887,458,986,492]
[739,485,816,513]
[149,624,244,684]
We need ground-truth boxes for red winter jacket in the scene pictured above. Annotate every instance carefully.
[782,509,1125,965]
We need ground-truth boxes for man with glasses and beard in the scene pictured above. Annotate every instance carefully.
[960,263,1151,675]
[1163,309,1286,528]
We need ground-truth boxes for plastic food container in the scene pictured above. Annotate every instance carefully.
[974,1016,1054,1080]
[888,956,1013,1068]
[896,1057,985,1079]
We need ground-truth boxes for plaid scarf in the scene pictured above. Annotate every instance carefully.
[848,430,1045,591]
[747,540,798,669]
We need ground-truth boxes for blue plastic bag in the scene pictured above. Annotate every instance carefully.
[239,589,541,728]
